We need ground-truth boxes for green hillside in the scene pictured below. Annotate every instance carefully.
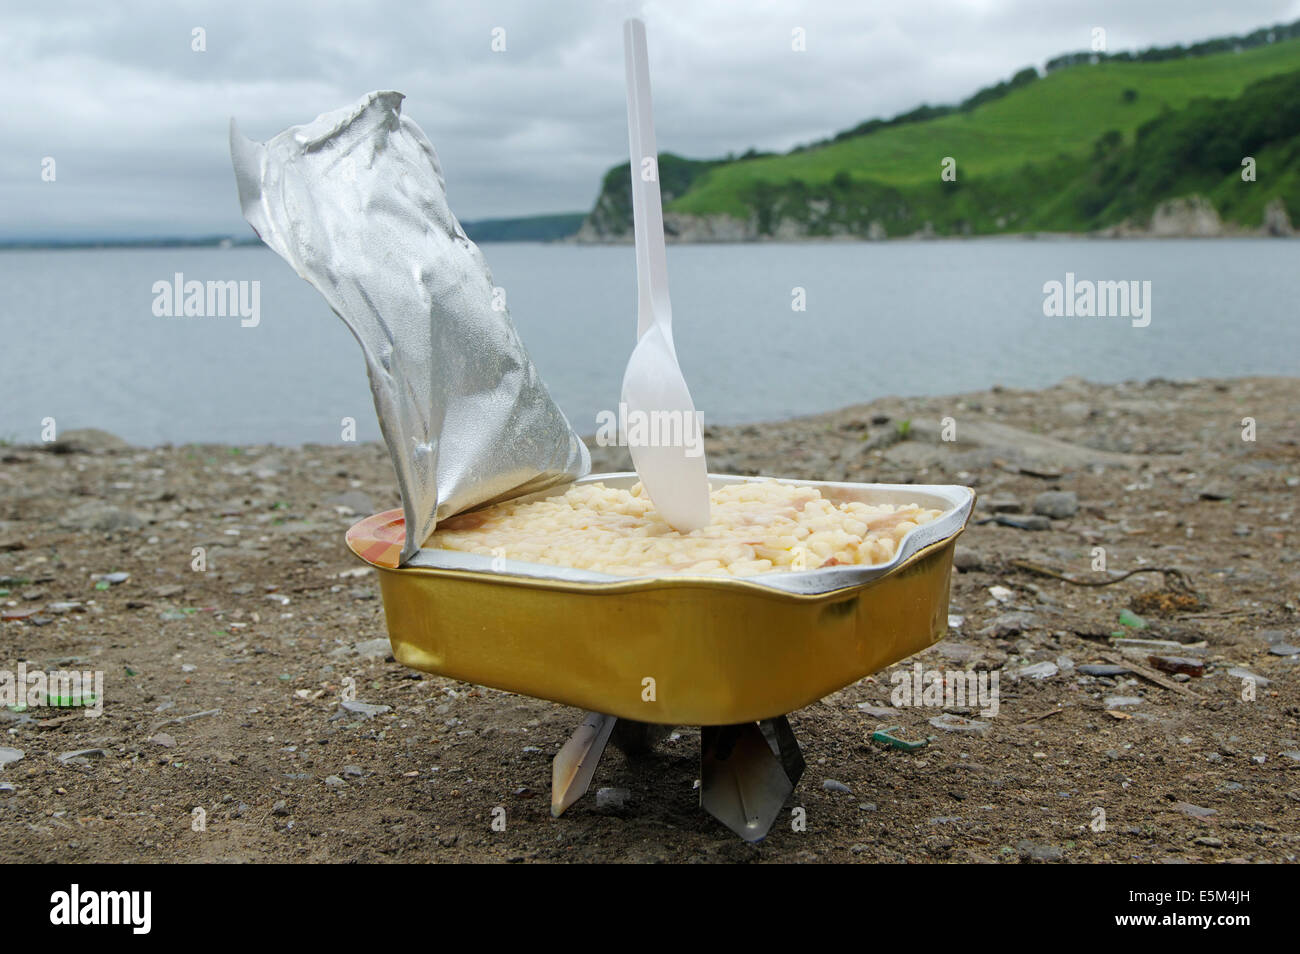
[583,24,1300,239]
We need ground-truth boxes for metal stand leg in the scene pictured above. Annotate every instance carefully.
[551,711,617,817]
[700,716,804,843]
[759,714,806,786]
[551,711,805,843]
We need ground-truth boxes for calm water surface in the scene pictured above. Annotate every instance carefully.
[1,239,1296,444]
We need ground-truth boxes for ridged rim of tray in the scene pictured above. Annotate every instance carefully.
[347,474,974,597]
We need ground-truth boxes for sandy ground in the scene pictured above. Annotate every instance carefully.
[0,375,1297,863]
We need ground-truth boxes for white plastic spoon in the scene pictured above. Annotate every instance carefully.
[620,16,710,532]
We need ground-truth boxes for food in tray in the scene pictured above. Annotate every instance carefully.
[428,480,945,577]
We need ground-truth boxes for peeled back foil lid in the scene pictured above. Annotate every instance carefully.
[230,91,591,564]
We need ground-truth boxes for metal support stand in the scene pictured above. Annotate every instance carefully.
[550,712,804,843]
[550,711,617,817]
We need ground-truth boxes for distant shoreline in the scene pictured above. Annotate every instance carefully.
[0,237,263,251]
[1,230,1295,251]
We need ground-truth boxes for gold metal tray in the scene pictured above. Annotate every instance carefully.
[346,474,974,725]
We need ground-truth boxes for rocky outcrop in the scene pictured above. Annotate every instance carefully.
[574,204,630,243]
[577,189,1296,244]
[573,217,628,243]
[576,212,763,243]
[1148,195,1223,237]
[580,206,897,244]
[1262,197,1295,236]
[1099,194,1298,239]
[664,212,757,242]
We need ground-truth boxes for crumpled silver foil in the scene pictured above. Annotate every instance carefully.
[230,90,590,564]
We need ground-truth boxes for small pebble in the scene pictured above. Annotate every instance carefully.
[335,700,391,720]
[595,786,630,812]
[1079,664,1130,677]
[1017,840,1063,862]
[994,514,1051,531]
[1104,696,1143,708]
[1017,661,1059,680]
[58,748,108,763]
[929,713,990,736]
[1228,668,1270,687]
[1032,490,1079,520]
[856,704,898,718]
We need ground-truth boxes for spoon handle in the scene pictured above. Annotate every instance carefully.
[624,17,671,341]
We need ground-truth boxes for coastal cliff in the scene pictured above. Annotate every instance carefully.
[575,27,1300,244]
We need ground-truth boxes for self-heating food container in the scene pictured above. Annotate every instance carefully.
[346,474,975,725]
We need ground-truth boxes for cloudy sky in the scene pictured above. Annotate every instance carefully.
[3,0,1297,240]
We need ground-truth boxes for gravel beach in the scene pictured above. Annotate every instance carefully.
[1,375,1297,863]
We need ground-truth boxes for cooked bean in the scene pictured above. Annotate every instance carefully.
[428,481,943,577]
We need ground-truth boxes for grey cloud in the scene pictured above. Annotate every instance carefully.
[1,0,1295,238]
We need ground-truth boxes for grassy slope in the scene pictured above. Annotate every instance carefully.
[670,38,1300,219]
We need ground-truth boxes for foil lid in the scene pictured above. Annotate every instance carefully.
[230,91,590,564]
